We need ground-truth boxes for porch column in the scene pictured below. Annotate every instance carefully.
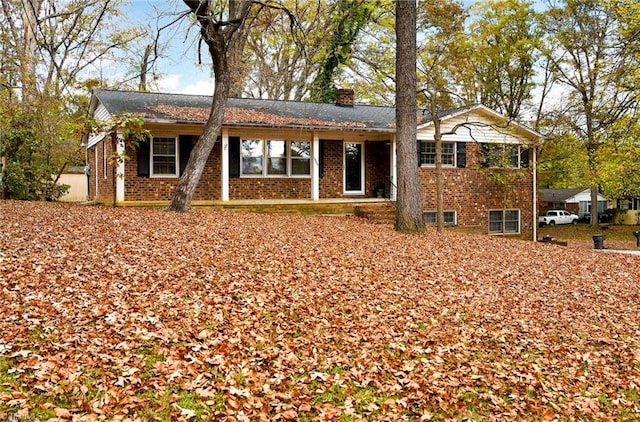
[221,128,229,201]
[390,135,397,201]
[116,137,125,203]
[311,132,320,200]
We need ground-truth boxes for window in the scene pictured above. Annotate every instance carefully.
[424,210,457,225]
[241,140,264,175]
[151,137,178,176]
[481,144,520,168]
[489,209,520,234]
[291,141,311,175]
[267,140,286,175]
[241,139,311,177]
[420,141,455,166]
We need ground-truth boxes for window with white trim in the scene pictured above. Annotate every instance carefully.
[423,210,457,225]
[420,141,455,166]
[151,137,178,176]
[489,209,520,234]
[241,139,311,177]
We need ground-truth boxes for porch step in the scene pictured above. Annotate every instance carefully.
[354,203,396,224]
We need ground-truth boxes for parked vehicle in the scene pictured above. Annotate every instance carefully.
[538,210,580,226]
[581,209,614,224]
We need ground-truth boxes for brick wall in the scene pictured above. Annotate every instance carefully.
[419,143,534,237]
[123,140,221,201]
[87,140,116,204]
[319,140,345,198]
[366,141,390,197]
[99,135,534,237]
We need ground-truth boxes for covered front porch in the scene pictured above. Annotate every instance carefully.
[220,128,396,202]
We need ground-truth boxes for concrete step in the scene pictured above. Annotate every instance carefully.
[354,203,396,224]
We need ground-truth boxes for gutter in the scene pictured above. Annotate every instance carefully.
[140,119,396,133]
[533,144,537,242]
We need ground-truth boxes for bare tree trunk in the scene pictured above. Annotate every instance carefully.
[395,0,424,233]
[590,185,599,226]
[167,0,253,212]
[166,76,229,212]
[139,43,152,92]
[20,0,42,102]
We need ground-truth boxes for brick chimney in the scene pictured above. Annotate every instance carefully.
[335,88,355,107]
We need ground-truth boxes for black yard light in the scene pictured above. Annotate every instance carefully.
[633,231,640,248]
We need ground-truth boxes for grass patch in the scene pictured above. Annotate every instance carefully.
[539,223,640,243]
[313,384,346,406]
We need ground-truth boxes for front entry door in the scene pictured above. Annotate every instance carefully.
[344,142,364,194]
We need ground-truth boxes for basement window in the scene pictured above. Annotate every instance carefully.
[489,209,520,234]
[423,211,457,225]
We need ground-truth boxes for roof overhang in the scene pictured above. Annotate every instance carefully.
[87,132,106,148]
[140,118,396,134]
[417,104,544,144]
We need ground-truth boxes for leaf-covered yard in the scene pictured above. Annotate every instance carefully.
[1,201,639,421]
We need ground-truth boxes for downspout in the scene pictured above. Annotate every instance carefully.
[532,143,538,242]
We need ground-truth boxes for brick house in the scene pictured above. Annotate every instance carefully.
[86,89,543,238]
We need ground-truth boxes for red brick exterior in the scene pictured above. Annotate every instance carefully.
[88,135,534,236]
[419,143,534,237]
[87,140,116,204]
[319,140,344,198]
[123,140,222,201]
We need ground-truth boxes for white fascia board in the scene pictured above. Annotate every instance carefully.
[565,189,609,203]
[417,104,544,144]
[87,132,106,149]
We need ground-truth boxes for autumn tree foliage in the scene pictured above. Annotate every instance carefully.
[307,0,376,103]
[538,0,640,225]
[0,0,143,200]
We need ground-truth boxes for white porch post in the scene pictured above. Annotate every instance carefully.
[116,138,125,203]
[221,128,229,201]
[312,132,320,200]
[390,135,397,201]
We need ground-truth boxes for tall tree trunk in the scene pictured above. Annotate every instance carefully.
[167,54,231,212]
[20,0,42,103]
[395,0,424,233]
[138,43,152,92]
[168,0,253,212]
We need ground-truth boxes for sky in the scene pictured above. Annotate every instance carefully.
[120,1,216,95]
[120,0,550,98]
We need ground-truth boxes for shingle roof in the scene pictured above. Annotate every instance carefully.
[540,188,588,203]
[93,89,435,132]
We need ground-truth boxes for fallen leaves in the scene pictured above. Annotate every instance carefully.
[1,200,640,420]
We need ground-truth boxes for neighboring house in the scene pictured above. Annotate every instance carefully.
[57,165,88,202]
[614,198,640,225]
[86,89,543,238]
[539,188,608,219]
